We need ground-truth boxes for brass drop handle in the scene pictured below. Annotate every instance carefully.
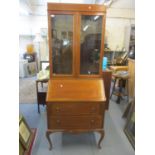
[91,107,96,112]
[91,119,95,123]
[56,107,60,112]
[56,119,61,124]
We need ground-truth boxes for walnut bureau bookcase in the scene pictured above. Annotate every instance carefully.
[46,3,107,150]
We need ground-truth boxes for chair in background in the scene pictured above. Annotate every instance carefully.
[110,66,129,104]
[36,68,49,113]
[111,51,128,66]
[36,79,48,113]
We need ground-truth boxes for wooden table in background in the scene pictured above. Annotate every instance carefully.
[102,70,112,110]
[128,58,135,98]
[110,66,128,72]
[36,79,48,113]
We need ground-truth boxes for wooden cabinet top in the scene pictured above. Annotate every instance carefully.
[46,78,106,102]
[48,3,106,12]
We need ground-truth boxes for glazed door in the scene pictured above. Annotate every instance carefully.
[48,13,105,78]
[79,15,104,76]
[49,14,74,76]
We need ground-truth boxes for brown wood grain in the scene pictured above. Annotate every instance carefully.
[48,3,106,12]
[110,66,128,72]
[102,70,112,110]
[48,116,103,129]
[47,102,101,115]
[46,3,107,149]
[128,59,135,98]
[46,78,106,102]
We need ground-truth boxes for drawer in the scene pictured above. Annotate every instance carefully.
[47,102,102,115]
[48,116,103,129]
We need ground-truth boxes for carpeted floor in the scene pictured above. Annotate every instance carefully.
[19,102,134,155]
[19,76,37,104]
[19,77,134,155]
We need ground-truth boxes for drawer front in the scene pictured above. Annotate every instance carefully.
[47,102,102,115]
[48,116,103,129]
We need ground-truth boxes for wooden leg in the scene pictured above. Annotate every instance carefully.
[38,103,40,113]
[97,130,105,149]
[126,80,129,102]
[122,102,131,118]
[110,78,116,99]
[46,130,53,150]
[116,79,123,104]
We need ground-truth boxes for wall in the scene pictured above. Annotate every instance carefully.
[19,0,135,55]
[19,35,34,57]
[19,15,48,60]
[106,18,134,51]
[19,16,48,35]
[105,0,135,50]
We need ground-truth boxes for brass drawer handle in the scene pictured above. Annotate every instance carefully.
[91,119,95,123]
[91,107,96,112]
[56,120,61,124]
[56,107,60,112]
[88,6,92,9]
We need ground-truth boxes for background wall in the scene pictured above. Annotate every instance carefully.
[105,0,135,50]
[19,0,135,57]
[19,35,34,58]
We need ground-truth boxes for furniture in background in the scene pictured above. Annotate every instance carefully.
[122,58,135,117]
[123,59,135,148]
[19,59,28,78]
[36,79,48,113]
[40,61,49,70]
[19,60,37,78]
[110,66,129,104]
[110,66,128,72]
[106,47,128,66]
[112,52,128,66]
[102,70,112,109]
[36,66,49,113]
[25,62,37,77]
[19,52,37,78]
[46,3,108,150]
[23,52,37,63]
[128,58,135,99]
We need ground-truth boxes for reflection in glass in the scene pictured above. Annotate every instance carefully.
[80,15,103,75]
[51,15,73,74]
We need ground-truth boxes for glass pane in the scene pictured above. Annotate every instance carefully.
[80,15,103,75]
[51,15,73,74]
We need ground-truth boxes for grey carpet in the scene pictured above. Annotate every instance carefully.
[19,76,48,104]
[19,103,134,155]
[19,77,37,104]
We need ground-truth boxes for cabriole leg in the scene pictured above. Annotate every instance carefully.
[46,130,53,150]
[97,130,105,149]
